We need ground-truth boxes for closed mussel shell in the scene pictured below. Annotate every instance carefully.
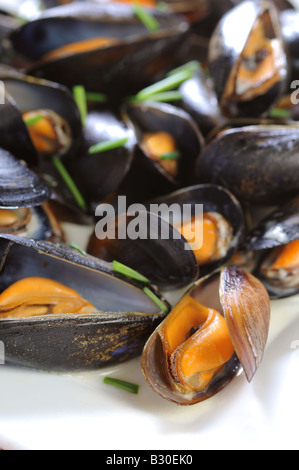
[0,234,169,370]
[197,125,299,205]
[141,266,271,405]
[120,102,204,202]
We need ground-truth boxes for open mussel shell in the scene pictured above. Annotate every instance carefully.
[0,147,51,209]
[141,266,271,405]
[148,184,246,280]
[0,234,169,370]
[88,210,198,291]
[245,195,299,251]
[0,204,64,242]
[120,102,204,203]
[197,124,299,205]
[10,3,189,96]
[0,65,83,160]
[62,110,136,211]
[208,0,288,118]
[243,195,299,299]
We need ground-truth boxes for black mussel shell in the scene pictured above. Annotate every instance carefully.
[281,9,299,86]
[148,184,245,280]
[0,82,37,166]
[9,3,189,97]
[0,234,169,370]
[88,210,198,291]
[245,195,299,251]
[120,102,204,203]
[62,110,136,211]
[208,0,288,118]
[0,147,51,208]
[0,65,83,159]
[179,69,224,137]
[197,125,299,205]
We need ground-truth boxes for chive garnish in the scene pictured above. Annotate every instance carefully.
[135,70,194,102]
[130,91,183,103]
[167,60,201,77]
[113,260,150,284]
[73,85,88,126]
[133,2,160,32]
[103,377,140,395]
[88,137,129,155]
[269,108,292,119]
[159,150,181,160]
[24,113,43,127]
[143,287,169,314]
[52,156,87,210]
[86,92,108,104]
[70,242,87,257]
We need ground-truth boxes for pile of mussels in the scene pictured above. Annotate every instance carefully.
[0,0,298,406]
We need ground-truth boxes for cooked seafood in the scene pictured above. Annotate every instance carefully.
[142,267,271,405]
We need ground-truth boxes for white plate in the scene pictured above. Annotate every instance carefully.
[0,222,299,450]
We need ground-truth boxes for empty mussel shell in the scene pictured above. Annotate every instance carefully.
[142,266,271,405]
[197,124,299,205]
[208,0,288,117]
[120,102,204,203]
[9,3,189,96]
[0,147,51,208]
[88,209,199,291]
[0,234,169,370]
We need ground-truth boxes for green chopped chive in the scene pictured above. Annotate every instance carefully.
[88,137,129,155]
[24,113,43,127]
[143,287,169,314]
[159,150,181,160]
[103,377,140,395]
[86,92,108,103]
[73,85,88,126]
[113,260,150,284]
[130,91,183,103]
[135,70,194,101]
[52,156,87,210]
[70,242,87,256]
[132,2,160,32]
[167,60,201,77]
[269,108,292,119]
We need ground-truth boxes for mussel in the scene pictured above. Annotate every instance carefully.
[0,147,51,209]
[0,234,169,370]
[63,109,136,211]
[88,209,199,291]
[119,102,204,203]
[208,0,288,117]
[245,196,299,299]
[197,124,299,205]
[8,3,189,97]
[142,266,271,405]
[0,65,83,162]
[148,184,245,279]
